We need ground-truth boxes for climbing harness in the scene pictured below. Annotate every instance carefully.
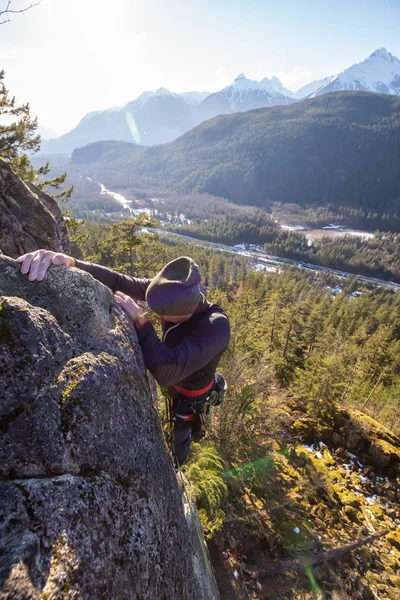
[163,384,223,600]
[209,372,228,407]
[163,373,228,465]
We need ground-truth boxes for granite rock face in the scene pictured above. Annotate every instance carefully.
[0,159,70,258]
[0,256,218,599]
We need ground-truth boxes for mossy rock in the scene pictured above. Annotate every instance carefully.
[314,517,327,531]
[343,505,361,523]
[368,504,388,523]
[387,531,400,550]
[291,419,315,441]
[389,575,400,588]
[272,518,314,552]
[369,439,400,468]
[358,577,375,600]
[345,409,400,447]
[332,484,361,508]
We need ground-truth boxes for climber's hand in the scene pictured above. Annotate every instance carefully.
[16,250,76,281]
[114,291,147,325]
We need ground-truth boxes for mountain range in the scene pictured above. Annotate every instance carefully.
[43,48,400,154]
[79,92,400,219]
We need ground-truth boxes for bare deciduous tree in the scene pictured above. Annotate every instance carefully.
[0,0,39,24]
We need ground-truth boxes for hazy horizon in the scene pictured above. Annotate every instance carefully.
[1,0,399,134]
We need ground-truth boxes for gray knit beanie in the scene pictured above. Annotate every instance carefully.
[145,256,201,316]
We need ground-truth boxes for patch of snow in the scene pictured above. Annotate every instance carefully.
[323,224,342,230]
[281,224,305,231]
[302,444,322,459]
[254,263,277,273]
[365,496,377,505]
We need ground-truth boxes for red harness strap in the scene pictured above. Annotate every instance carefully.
[174,412,197,422]
[172,378,214,397]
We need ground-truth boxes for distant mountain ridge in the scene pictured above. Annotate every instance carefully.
[42,48,400,155]
[312,48,400,96]
[92,92,400,219]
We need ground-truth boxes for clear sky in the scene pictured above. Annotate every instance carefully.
[1,0,400,133]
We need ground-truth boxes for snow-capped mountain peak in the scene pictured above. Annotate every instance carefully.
[369,48,397,62]
[214,73,294,112]
[269,76,296,98]
[44,47,400,156]
[260,76,273,93]
[231,73,262,91]
[134,88,176,104]
[312,48,400,97]
[293,76,334,99]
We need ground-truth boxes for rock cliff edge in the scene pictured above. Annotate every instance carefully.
[0,255,218,599]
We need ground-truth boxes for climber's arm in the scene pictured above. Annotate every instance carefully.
[113,291,230,386]
[16,250,151,301]
[75,260,151,301]
[135,315,230,387]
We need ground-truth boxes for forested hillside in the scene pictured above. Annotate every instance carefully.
[71,218,400,435]
[68,218,400,599]
[95,92,400,220]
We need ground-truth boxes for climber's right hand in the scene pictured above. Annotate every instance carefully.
[16,250,76,281]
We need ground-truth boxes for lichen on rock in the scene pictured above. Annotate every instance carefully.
[0,159,70,258]
[0,255,218,599]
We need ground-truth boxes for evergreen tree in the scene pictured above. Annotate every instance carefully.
[0,69,72,198]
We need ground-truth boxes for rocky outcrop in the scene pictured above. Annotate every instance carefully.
[0,159,70,258]
[292,408,400,475]
[0,255,218,599]
[328,409,400,474]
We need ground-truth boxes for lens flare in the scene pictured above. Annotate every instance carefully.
[304,565,324,599]
[224,452,325,598]
[125,112,141,145]
[224,454,277,484]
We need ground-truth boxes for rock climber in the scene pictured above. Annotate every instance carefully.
[17,249,230,466]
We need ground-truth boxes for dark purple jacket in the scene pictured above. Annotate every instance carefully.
[75,260,230,393]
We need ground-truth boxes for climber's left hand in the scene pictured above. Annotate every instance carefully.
[114,291,147,325]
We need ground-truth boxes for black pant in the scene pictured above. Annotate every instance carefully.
[171,394,207,466]
[173,417,192,466]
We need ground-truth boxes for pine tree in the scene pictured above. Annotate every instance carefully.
[0,69,39,178]
[0,69,72,198]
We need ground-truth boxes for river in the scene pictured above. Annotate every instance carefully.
[99,183,399,292]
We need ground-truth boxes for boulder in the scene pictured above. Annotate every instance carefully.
[0,159,70,258]
[0,255,218,599]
